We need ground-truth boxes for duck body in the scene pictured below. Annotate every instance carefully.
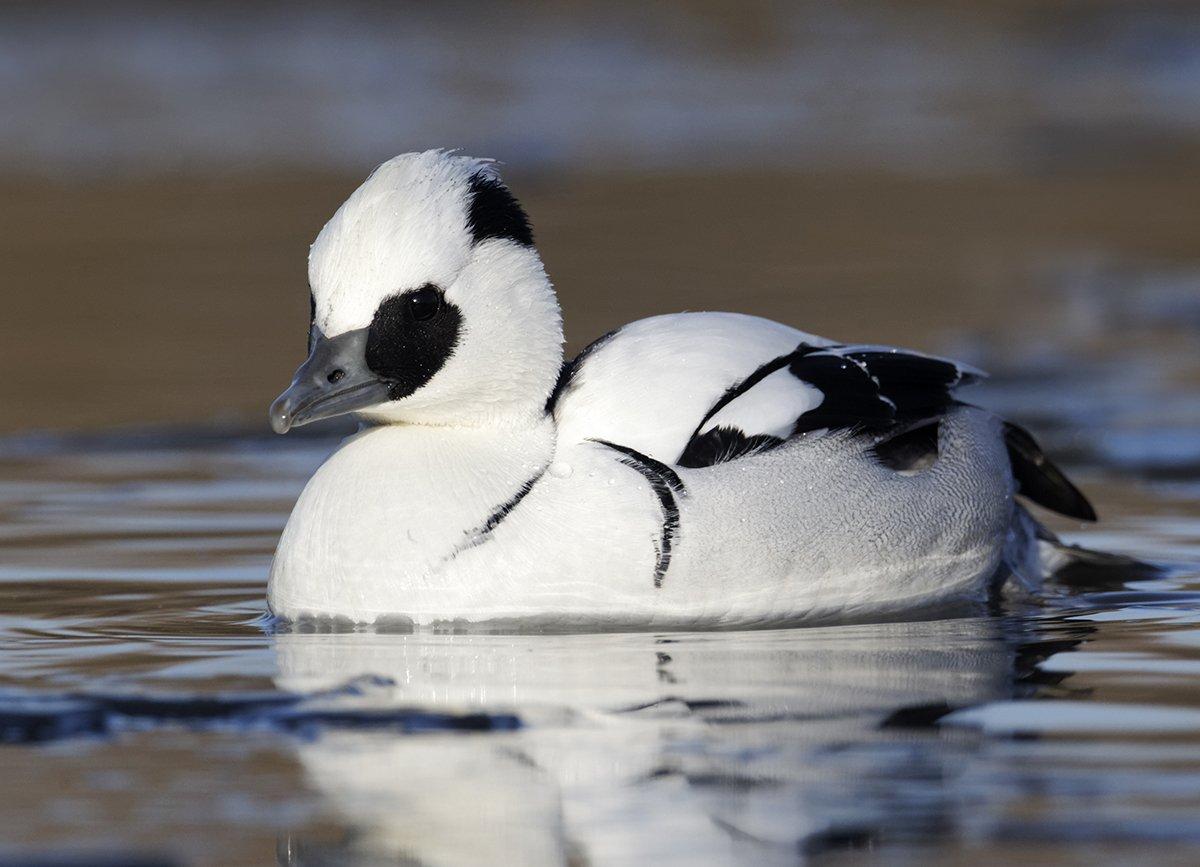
[272,312,1021,629]
[266,152,1096,629]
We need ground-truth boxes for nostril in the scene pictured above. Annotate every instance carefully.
[327,368,346,384]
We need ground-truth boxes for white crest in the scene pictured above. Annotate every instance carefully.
[310,150,493,335]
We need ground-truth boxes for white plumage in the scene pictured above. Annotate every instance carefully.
[267,150,1098,629]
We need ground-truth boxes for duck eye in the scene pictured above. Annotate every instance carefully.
[406,286,442,322]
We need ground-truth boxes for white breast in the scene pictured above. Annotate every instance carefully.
[268,420,557,621]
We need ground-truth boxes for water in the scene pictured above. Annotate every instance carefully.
[0,374,1198,865]
[4,1,1200,178]
[4,2,1200,863]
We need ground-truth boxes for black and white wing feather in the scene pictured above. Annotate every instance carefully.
[678,343,981,467]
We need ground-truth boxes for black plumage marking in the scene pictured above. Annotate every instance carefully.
[448,466,548,560]
[595,440,685,495]
[839,349,968,421]
[678,345,826,468]
[1003,421,1097,521]
[478,470,544,537]
[466,171,534,247]
[365,285,462,401]
[677,426,784,469]
[546,328,620,415]
[787,344,972,434]
[592,439,685,588]
[786,348,895,434]
[690,351,798,437]
[679,342,978,468]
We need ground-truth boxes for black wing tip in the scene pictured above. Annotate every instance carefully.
[1003,421,1098,522]
[1070,492,1099,523]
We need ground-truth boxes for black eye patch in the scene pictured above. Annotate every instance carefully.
[365,285,463,401]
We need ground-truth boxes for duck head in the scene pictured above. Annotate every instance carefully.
[270,150,564,433]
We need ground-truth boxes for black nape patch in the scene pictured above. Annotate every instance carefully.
[546,328,620,415]
[366,285,463,401]
[466,171,534,247]
[592,439,685,588]
[1003,421,1097,521]
[678,426,784,469]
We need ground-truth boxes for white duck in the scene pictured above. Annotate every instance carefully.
[267,150,1097,630]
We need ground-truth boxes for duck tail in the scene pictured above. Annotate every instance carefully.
[1038,532,1163,590]
[1003,503,1161,595]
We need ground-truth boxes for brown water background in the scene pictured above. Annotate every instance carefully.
[3,0,1200,435]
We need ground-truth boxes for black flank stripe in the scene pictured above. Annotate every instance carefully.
[592,440,685,588]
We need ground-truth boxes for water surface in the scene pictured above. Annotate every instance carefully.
[0,384,1198,866]
[2,2,1200,863]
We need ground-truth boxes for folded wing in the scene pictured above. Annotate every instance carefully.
[551,313,1095,521]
